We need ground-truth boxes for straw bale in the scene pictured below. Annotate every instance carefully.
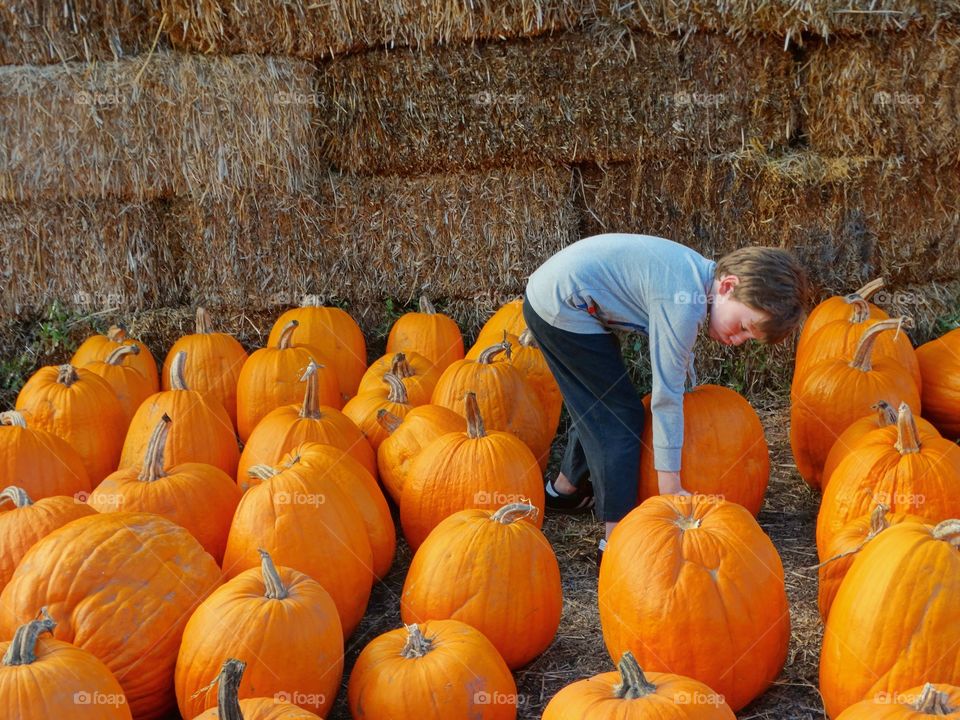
[0,1,167,66]
[0,51,321,202]
[316,27,797,174]
[803,31,960,159]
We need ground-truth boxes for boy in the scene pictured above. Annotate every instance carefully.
[523,234,808,560]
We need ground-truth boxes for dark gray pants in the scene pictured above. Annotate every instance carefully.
[522,297,645,522]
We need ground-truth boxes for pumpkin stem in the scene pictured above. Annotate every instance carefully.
[277,320,299,350]
[849,318,913,372]
[214,658,245,720]
[849,277,885,302]
[56,364,80,387]
[377,409,403,435]
[872,400,898,427]
[932,519,960,549]
[105,343,140,366]
[0,411,27,428]
[383,373,409,404]
[401,624,434,658]
[848,297,871,324]
[169,351,190,390]
[258,549,289,600]
[0,486,33,508]
[389,353,415,379]
[491,503,538,524]
[249,464,279,481]
[613,651,657,699]
[107,324,128,343]
[518,328,538,349]
[419,297,436,314]
[464,392,486,439]
[1,608,56,666]
[894,402,922,455]
[910,683,956,714]
[195,307,213,334]
[138,414,172,482]
[867,502,891,536]
[477,340,511,364]
[299,360,323,419]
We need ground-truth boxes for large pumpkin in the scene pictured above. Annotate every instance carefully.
[343,373,415,451]
[820,519,960,717]
[90,415,242,564]
[348,621,518,719]
[400,392,545,551]
[817,402,960,558]
[542,651,736,719]
[162,308,249,428]
[357,351,440,404]
[401,503,561,669]
[72,324,159,391]
[15,364,126,484]
[84,344,156,427]
[916,327,960,440]
[0,610,132,720]
[835,683,960,719]
[0,512,222,720]
[471,298,526,353]
[267,297,367,400]
[235,320,339,442]
[796,277,888,356]
[387,297,465,372]
[790,318,921,488]
[638,384,769,515]
[598,495,789,712]
[176,550,342,718]
[120,351,240,477]
[191,658,323,719]
[0,411,90,500]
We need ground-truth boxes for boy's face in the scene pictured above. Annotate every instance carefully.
[707,275,769,346]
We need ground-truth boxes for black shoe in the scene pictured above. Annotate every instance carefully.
[544,478,595,515]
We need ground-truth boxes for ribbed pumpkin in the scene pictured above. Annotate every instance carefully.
[343,373,415,451]
[237,361,376,489]
[90,415,242,563]
[120,351,240,477]
[796,277,888,356]
[402,503,561,669]
[176,551,342,719]
[222,455,373,636]
[400,392,545,551]
[599,495,789,712]
[432,341,550,469]
[542,651,736,720]
[817,504,925,620]
[72,324,159,391]
[287,442,395,579]
[820,519,960,718]
[0,512,222,720]
[84,344,156,427]
[387,297,465,372]
[0,411,90,500]
[790,318,922,488]
[638,384,769,515]
[236,320,339,442]
[471,298,526,353]
[0,610,132,720]
[268,297,367,400]
[835,683,960,719]
[357,351,440,404]
[348,621,518,720]
[191,659,323,719]
[817,402,960,558]
[916,327,960,440]
[15,364,126,485]
[376,405,466,504]
[0,486,96,591]
[162,308,249,428]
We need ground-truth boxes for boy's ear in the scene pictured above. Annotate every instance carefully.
[718,274,740,296]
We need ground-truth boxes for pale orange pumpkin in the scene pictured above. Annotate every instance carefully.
[72,324,159,391]
[0,411,90,500]
[470,298,526,354]
[916,327,960,440]
[796,277,888,356]
[386,297,464,372]
[343,373,415,451]
[357,351,440,404]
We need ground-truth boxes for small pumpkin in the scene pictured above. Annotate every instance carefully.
[83,344,155,427]
[916,327,960,440]
[72,324,159,391]
[357,351,440,404]
[470,298,526,354]
[0,411,90,500]
[796,277,888,356]
[386,296,465,372]
[835,683,960,719]
[343,373,415,451]
[191,658,323,719]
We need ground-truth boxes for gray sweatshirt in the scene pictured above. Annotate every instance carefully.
[525,234,717,472]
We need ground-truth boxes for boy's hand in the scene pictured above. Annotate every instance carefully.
[658,471,692,496]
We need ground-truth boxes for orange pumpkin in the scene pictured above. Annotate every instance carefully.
[471,298,526,354]
[817,402,960,558]
[432,341,550,469]
[237,361,376,488]
[820,519,960,717]
[268,297,367,400]
[343,373,415,451]
[84,344,156,427]
[120,351,240,477]
[357,351,440,404]
[0,512,222,720]
[916,327,960,440]
[15,364,126,485]
[0,486,96,591]
[638,384,769,515]
[402,503,561,669]
[376,405,466,504]
[0,609,132,720]
[90,415,242,563]
[400,392,545,551]
[796,277,888,356]
[387,297,465,372]
[599,495,789,712]
[236,320,339,442]
[790,318,921,488]
[0,411,90,500]
[835,683,960,719]
[176,551,342,718]
[162,308,249,428]
[72,324,159,391]
[348,621,518,719]
[191,658,323,719]
[542,651,736,719]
